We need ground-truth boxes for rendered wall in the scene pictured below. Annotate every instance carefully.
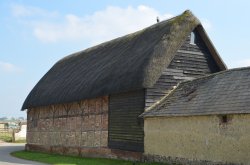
[144,114,250,164]
[26,96,109,155]
[15,124,27,140]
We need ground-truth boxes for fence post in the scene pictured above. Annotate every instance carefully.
[12,129,15,142]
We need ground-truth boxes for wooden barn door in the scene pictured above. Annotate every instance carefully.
[108,89,145,152]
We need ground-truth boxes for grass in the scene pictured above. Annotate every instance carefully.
[12,150,167,165]
[0,132,26,143]
[0,133,12,142]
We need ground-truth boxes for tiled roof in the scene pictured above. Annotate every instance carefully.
[142,67,250,117]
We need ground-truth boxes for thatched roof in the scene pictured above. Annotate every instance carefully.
[22,10,226,110]
[141,67,250,117]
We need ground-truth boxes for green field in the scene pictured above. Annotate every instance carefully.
[0,132,26,143]
[0,132,12,142]
[12,150,167,165]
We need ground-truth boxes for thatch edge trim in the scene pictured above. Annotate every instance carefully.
[142,10,201,87]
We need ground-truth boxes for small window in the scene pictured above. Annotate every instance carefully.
[190,32,196,45]
[221,115,228,123]
[219,115,231,125]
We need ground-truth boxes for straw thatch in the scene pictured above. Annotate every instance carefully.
[22,10,225,110]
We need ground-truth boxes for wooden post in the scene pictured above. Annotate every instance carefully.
[12,129,15,142]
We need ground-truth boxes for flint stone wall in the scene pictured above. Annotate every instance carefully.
[27,96,108,149]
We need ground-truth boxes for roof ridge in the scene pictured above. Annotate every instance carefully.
[57,27,145,64]
[58,10,200,65]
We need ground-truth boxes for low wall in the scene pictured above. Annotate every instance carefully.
[15,124,27,140]
[144,114,250,165]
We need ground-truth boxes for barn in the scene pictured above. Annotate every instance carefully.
[22,10,227,161]
[141,67,250,164]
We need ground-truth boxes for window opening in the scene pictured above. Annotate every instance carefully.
[190,32,196,44]
[220,115,228,124]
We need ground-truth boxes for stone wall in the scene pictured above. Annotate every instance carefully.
[27,96,109,154]
[144,114,250,165]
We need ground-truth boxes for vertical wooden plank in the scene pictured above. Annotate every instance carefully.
[109,89,145,152]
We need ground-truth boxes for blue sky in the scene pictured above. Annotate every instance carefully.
[1,0,250,117]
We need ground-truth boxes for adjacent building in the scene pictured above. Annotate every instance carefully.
[141,67,250,164]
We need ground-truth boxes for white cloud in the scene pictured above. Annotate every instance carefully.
[11,4,214,46]
[11,4,58,18]
[12,5,173,45]
[0,61,22,73]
